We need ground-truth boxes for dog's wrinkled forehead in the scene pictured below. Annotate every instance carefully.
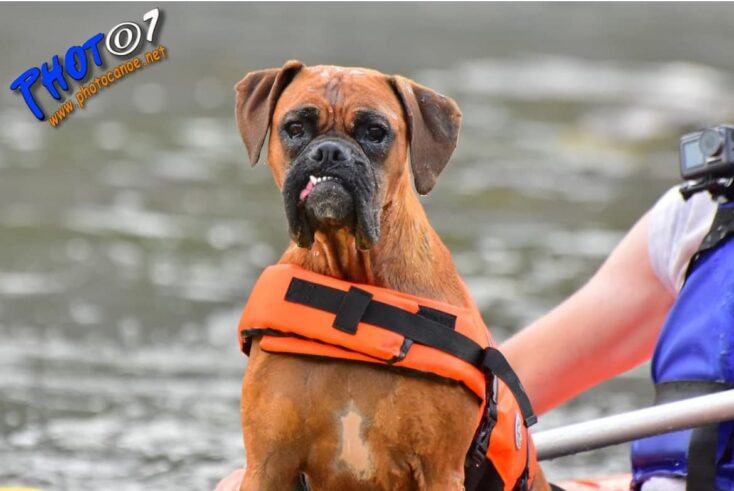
[272,65,404,134]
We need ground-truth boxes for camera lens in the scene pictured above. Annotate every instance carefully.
[699,128,724,157]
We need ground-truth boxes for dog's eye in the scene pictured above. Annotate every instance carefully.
[366,125,386,143]
[285,122,305,138]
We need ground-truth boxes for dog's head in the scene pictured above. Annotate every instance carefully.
[235,60,461,249]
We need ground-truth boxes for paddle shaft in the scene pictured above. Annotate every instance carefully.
[533,389,734,461]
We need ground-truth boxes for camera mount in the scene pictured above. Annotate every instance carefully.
[680,177,734,202]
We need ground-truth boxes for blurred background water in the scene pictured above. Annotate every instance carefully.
[2,3,734,489]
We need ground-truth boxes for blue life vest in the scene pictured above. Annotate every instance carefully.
[631,202,734,490]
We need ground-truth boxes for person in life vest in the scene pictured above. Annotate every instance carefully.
[502,183,734,490]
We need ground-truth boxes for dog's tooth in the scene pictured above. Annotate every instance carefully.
[309,175,317,184]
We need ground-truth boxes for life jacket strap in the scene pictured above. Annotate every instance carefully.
[464,375,502,491]
[654,381,734,491]
[464,362,535,491]
[687,424,719,491]
[463,349,537,490]
[654,381,734,405]
[685,204,734,281]
[283,276,485,367]
[481,348,537,427]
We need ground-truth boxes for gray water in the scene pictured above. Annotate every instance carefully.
[2,3,734,489]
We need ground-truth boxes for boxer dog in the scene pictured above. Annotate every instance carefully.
[233,60,549,491]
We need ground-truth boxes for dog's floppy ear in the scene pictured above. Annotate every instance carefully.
[390,76,462,195]
[235,60,304,165]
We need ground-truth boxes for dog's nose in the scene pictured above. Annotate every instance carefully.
[308,141,348,164]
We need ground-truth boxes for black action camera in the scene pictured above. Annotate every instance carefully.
[679,125,734,200]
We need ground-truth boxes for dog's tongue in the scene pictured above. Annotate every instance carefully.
[299,179,315,202]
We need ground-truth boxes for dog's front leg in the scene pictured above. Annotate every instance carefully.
[240,345,305,491]
[239,462,302,491]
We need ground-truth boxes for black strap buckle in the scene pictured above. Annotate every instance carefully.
[468,375,499,467]
[514,474,529,491]
[687,424,719,491]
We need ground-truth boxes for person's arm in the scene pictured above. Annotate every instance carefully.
[500,211,675,415]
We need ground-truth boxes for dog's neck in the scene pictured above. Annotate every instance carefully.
[278,175,468,306]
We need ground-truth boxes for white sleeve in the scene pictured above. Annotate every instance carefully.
[647,186,717,295]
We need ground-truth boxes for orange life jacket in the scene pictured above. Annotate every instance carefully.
[238,264,539,491]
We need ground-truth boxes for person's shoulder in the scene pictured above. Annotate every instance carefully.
[648,186,717,294]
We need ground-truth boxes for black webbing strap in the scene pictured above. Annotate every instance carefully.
[654,381,733,491]
[284,277,486,367]
[684,205,734,281]
[465,375,502,491]
[654,381,733,405]
[687,424,719,491]
[417,305,457,330]
[465,351,537,491]
[332,286,373,334]
[464,458,503,491]
[482,348,537,427]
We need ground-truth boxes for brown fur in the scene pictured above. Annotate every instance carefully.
[235,61,549,491]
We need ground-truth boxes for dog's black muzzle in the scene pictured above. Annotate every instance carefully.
[282,136,380,250]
